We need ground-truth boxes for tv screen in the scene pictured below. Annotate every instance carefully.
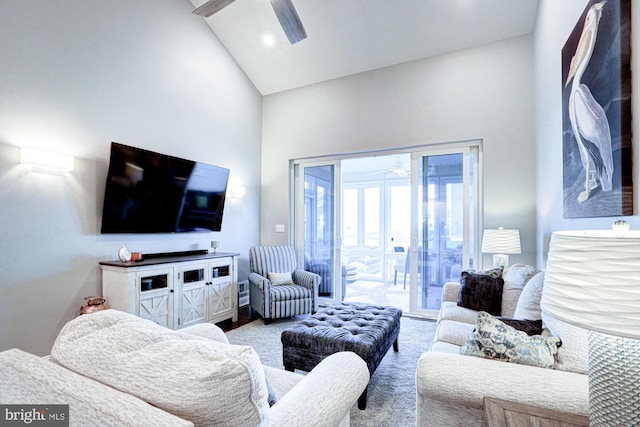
[100,142,229,234]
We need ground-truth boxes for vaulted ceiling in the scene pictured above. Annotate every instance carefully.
[191,0,540,95]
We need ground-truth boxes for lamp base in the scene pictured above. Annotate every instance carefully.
[588,331,640,426]
[492,254,508,269]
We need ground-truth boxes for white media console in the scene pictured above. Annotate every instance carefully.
[100,252,239,330]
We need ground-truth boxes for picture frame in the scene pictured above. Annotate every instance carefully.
[561,0,632,218]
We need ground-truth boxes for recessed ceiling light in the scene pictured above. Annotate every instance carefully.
[263,34,275,47]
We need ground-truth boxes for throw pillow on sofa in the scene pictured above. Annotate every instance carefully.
[496,317,543,336]
[460,311,561,369]
[457,271,504,315]
[51,310,270,427]
[462,266,504,278]
[501,264,540,316]
[513,271,545,320]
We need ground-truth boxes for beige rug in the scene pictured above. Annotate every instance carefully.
[226,314,436,427]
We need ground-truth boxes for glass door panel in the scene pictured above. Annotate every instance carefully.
[411,147,478,315]
[295,162,341,300]
[363,187,381,248]
[343,188,358,247]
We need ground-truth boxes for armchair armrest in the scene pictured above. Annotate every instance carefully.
[292,269,320,290]
[263,352,369,427]
[249,272,271,291]
[293,270,320,312]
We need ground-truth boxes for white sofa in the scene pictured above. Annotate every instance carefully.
[0,310,369,427]
[416,265,590,426]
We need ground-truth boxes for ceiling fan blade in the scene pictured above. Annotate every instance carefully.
[270,0,307,44]
[192,0,236,18]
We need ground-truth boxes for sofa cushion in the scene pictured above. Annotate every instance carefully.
[542,312,589,374]
[439,301,479,324]
[51,310,269,427]
[268,271,295,285]
[513,271,545,320]
[457,272,504,315]
[501,264,540,317]
[460,312,561,369]
[435,319,476,347]
[429,340,463,354]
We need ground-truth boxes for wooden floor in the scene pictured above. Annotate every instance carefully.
[216,304,254,332]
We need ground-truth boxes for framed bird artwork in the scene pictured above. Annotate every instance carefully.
[561,0,632,218]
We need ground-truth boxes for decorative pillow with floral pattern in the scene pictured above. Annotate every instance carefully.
[460,311,562,369]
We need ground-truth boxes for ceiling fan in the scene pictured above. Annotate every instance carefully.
[192,0,307,45]
[387,156,410,177]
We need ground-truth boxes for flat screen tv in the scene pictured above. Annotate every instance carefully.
[100,142,229,234]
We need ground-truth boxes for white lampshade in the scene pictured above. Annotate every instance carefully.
[541,229,640,426]
[541,230,640,339]
[481,228,522,254]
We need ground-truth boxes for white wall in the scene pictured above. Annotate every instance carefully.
[0,0,262,355]
[262,35,537,268]
[534,0,640,266]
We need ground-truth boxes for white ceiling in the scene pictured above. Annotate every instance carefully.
[191,0,540,95]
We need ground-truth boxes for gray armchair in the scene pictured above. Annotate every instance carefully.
[249,246,319,324]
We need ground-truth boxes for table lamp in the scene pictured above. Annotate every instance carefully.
[541,227,640,426]
[481,228,521,268]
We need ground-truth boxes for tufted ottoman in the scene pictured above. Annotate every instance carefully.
[281,301,402,409]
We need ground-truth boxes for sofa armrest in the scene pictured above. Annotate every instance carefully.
[441,282,461,303]
[416,351,589,427]
[263,352,369,427]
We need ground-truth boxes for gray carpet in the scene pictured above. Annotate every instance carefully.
[226,315,436,427]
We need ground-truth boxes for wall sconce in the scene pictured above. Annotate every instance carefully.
[20,147,74,171]
[227,185,246,199]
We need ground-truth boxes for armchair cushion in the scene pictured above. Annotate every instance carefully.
[51,310,270,427]
[250,246,297,278]
[268,271,295,285]
[271,284,312,301]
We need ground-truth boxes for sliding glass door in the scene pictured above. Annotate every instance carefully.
[410,147,479,314]
[292,143,480,317]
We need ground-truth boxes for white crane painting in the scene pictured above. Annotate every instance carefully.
[561,0,632,218]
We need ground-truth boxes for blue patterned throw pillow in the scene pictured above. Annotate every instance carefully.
[460,311,561,369]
